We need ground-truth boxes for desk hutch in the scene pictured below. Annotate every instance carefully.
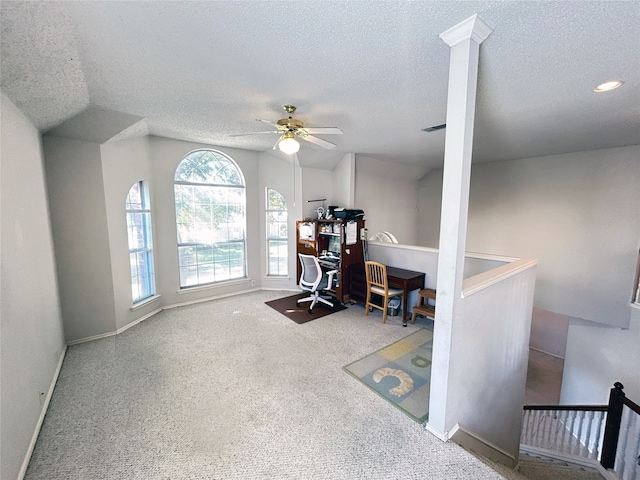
[296,219,365,304]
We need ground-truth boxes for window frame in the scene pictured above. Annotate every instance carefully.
[126,180,156,304]
[266,188,288,277]
[633,248,640,305]
[174,149,247,289]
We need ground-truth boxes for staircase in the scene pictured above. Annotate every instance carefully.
[519,383,640,480]
[518,452,604,480]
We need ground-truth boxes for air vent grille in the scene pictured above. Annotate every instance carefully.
[422,123,446,132]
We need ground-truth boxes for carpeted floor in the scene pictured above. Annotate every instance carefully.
[24,290,532,480]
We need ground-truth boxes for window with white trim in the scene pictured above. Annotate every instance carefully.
[174,150,246,288]
[126,181,156,303]
[633,249,640,304]
[266,188,288,276]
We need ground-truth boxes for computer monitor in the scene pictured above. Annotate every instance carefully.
[328,236,340,256]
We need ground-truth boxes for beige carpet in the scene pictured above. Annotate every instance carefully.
[25,290,529,480]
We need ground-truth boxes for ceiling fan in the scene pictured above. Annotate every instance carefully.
[230,105,342,155]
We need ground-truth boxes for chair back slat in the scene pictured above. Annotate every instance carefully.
[365,261,388,292]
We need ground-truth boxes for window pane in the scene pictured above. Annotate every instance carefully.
[268,239,288,276]
[126,182,142,209]
[126,181,155,303]
[174,150,243,185]
[266,188,288,276]
[175,151,246,288]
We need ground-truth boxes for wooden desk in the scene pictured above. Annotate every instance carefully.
[349,264,425,324]
[385,266,426,325]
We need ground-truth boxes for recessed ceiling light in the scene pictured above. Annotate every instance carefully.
[594,81,624,92]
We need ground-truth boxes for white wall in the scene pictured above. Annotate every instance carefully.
[561,307,640,404]
[418,145,640,329]
[100,137,159,331]
[417,167,443,246]
[43,136,117,342]
[417,145,640,403]
[332,152,355,209]
[301,167,333,220]
[443,261,536,461]
[355,155,422,245]
[1,94,66,480]
[530,307,569,358]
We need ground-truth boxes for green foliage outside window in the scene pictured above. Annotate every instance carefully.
[266,188,288,276]
[175,150,246,288]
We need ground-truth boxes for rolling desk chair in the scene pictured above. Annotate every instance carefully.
[297,253,338,313]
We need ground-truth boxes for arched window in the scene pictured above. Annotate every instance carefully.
[266,188,288,276]
[174,150,246,288]
[126,181,156,303]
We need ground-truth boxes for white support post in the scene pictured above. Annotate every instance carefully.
[427,14,493,439]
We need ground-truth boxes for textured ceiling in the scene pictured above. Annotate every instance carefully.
[1,1,639,172]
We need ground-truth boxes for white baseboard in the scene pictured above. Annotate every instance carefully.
[66,330,117,346]
[18,344,68,480]
[449,423,517,468]
[69,287,263,345]
[424,422,448,441]
[116,307,163,335]
[166,287,261,309]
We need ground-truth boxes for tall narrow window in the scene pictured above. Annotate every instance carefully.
[633,249,640,304]
[266,188,288,276]
[126,181,156,303]
[174,150,246,288]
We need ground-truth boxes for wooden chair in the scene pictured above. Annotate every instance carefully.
[364,261,404,323]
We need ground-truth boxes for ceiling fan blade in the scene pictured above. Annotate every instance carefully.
[257,119,281,128]
[229,131,279,137]
[299,133,336,149]
[272,137,282,150]
[302,127,343,135]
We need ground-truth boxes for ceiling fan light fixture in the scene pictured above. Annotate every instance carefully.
[594,80,623,92]
[278,132,300,155]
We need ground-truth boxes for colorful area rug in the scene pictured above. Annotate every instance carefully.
[265,293,347,324]
[343,329,433,423]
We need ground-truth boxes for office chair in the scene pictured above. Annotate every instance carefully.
[365,261,404,324]
[297,253,338,313]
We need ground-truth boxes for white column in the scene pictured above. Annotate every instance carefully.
[427,14,493,438]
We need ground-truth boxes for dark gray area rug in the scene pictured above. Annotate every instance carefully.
[265,292,347,324]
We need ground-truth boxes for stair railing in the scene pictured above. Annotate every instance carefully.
[522,382,639,480]
[600,382,640,480]
[522,404,607,459]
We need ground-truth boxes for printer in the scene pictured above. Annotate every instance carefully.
[333,208,365,220]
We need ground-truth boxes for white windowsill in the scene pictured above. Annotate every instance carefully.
[130,294,161,311]
[176,278,252,294]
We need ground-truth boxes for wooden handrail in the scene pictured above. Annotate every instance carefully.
[620,393,640,415]
[524,404,607,412]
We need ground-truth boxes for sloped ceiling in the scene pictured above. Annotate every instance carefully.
[1,1,639,172]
